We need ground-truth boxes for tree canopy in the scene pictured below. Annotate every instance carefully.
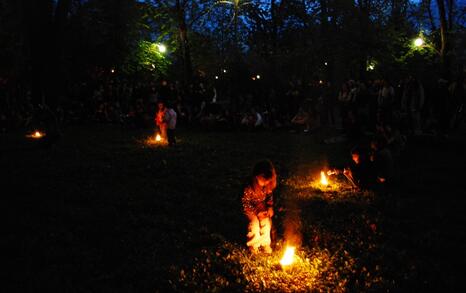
[0,0,465,103]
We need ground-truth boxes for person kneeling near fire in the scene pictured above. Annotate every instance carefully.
[328,146,378,190]
[242,160,277,254]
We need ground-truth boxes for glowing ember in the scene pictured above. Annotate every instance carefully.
[320,171,329,186]
[280,246,296,266]
[155,134,162,142]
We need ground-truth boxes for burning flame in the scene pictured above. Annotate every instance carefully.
[280,246,296,266]
[31,131,44,138]
[155,134,162,142]
[320,171,329,186]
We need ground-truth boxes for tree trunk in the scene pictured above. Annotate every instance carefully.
[319,0,332,81]
[424,0,436,31]
[448,0,454,30]
[175,0,193,84]
[270,0,278,86]
[436,0,449,77]
[234,4,239,50]
[25,0,54,107]
[49,0,71,107]
[357,0,369,80]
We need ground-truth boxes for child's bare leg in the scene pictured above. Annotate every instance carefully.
[246,216,260,252]
[259,217,272,253]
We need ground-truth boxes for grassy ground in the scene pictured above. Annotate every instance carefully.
[2,125,465,292]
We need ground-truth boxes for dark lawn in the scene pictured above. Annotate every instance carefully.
[2,125,465,292]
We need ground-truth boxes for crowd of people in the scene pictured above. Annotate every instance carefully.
[0,73,464,142]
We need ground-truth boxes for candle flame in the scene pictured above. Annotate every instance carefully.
[320,171,329,186]
[280,246,296,266]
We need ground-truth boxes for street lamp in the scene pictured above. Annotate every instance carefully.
[414,37,424,47]
[157,44,167,53]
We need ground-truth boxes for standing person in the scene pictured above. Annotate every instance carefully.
[402,76,425,135]
[338,82,351,128]
[378,79,395,125]
[155,101,167,142]
[165,102,177,146]
[242,160,277,254]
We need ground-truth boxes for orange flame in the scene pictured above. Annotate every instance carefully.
[32,131,44,138]
[320,171,329,186]
[280,246,296,266]
[155,134,162,142]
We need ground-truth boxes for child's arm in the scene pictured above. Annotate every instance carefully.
[242,187,257,219]
[265,193,274,218]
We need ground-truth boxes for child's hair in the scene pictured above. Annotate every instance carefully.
[252,160,275,179]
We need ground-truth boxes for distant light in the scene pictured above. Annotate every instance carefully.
[111,69,115,73]
[368,64,375,71]
[256,74,261,79]
[414,37,424,47]
[223,69,227,73]
[319,80,323,84]
[157,44,167,53]
[151,64,155,69]
[324,62,328,66]
[215,75,219,79]
[252,77,256,81]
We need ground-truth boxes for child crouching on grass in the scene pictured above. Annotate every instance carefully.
[242,160,277,254]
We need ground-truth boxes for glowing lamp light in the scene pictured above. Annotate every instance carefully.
[256,75,261,80]
[223,69,227,73]
[280,246,296,267]
[414,37,424,47]
[320,171,329,186]
[155,134,162,142]
[324,62,328,66]
[111,69,115,73]
[215,75,219,80]
[157,44,167,53]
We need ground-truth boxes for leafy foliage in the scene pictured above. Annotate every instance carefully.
[123,40,170,76]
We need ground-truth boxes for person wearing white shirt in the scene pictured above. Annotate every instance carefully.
[165,103,177,146]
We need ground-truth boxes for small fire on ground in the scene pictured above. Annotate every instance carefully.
[320,171,329,186]
[26,131,45,139]
[280,246,296,267]
[145,133,167,146]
